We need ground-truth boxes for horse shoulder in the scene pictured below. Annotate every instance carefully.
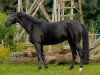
[31,28,43,43]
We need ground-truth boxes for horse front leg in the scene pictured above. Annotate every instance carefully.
[34,42,42,71]
[41,45,48,69]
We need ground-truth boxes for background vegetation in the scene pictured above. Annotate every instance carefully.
[0,12,7,43]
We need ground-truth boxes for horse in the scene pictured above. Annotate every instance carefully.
[5,12,89,71]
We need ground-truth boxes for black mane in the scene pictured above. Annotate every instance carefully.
[17,12,46,23]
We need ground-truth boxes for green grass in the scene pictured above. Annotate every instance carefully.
[0,62,100,75]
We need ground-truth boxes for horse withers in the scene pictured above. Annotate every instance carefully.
[5,12,89,71]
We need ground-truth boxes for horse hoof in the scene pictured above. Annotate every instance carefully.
[38,69,41,71]
[45,66,48,70]
[38,67,42,71]
[79,68,83,71]
[68,67,74,70]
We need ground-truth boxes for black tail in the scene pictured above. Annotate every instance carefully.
[82,24,89,64]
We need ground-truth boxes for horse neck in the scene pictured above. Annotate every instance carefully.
[18,15,33,34]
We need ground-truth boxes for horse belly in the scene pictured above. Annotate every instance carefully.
[42,35,67,45]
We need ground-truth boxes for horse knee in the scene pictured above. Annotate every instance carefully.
[42,55,45,61]
[36,52,42,61]
[73,53,77,59]
[75,43,83,57]
[77,50,83,57]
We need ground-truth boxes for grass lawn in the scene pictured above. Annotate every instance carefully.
[0,62,100,75]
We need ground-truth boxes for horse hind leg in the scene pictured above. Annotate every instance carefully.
[76,42,83,71]
[69,48,77,70]
[68,40,77,70]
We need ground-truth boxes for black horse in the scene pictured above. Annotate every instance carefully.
[5,12,89,71]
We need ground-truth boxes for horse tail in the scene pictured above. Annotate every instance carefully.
[82,24,89,64]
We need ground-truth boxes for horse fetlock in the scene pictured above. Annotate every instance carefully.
[68,67,74,70]
[38,66,42,70]
[45,65,48,69]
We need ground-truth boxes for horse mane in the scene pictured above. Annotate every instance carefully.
[17,12,46,23]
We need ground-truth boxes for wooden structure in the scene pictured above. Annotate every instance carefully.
[90,37,100,50]
[52,0,84,23]
[16,0,51,43]
[60,0,74,20]
[50,0,84,51]
[16,0,84,51]
[52,0,75,22]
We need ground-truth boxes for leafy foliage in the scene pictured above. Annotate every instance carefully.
[95,15,100,33]
[0,12,8,43]
[82,0,100,32]
[0,12,16,51]
[4,25,17,52]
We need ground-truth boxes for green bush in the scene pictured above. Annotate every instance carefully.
[0,12,8,43]
[0,47,10,63]
[0,12,16,52]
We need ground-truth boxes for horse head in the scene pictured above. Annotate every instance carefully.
[5,12,19,27]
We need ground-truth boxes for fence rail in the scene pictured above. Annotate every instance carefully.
[89,34,100,41]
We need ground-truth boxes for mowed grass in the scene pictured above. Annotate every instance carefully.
[0,62,100,75]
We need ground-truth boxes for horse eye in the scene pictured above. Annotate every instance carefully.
[8,17,14,22]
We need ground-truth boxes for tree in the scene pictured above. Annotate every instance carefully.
[90,37,100,50]
[0,12,16,51]
[0,0,17,13]
[82,0,100,32]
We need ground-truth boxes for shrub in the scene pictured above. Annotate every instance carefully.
[0,12,8,43]
[0,46,10,63]
[0,12,17,52]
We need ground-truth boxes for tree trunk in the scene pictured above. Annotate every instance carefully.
[90,37,100,50]
[78,0,84,24]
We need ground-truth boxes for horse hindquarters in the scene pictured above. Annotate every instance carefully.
[68,40,83,71]
[67,27,83,70]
